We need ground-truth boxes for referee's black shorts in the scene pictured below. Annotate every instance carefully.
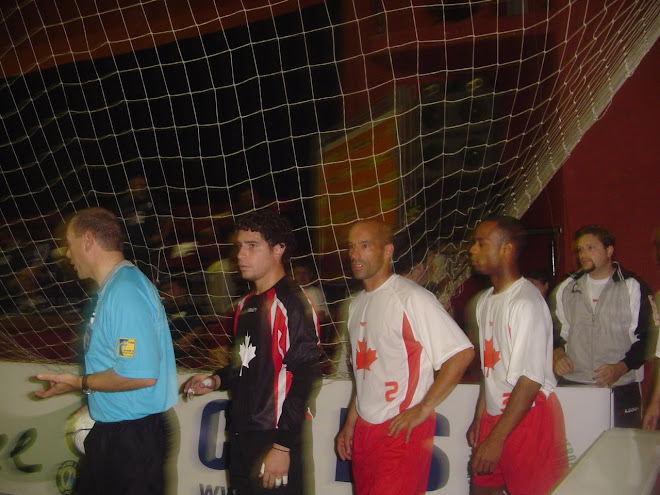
[76,409,175,495]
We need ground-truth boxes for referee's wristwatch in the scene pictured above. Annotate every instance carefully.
[81,374,94,395]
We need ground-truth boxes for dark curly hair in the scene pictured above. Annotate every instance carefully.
[235,209,296,264]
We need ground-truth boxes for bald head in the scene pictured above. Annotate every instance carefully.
[350,219,393,248]
[347,219,394,290]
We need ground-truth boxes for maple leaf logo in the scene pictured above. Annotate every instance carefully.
[483,336,500,378]
[355,338,377,373]
[238,335,257,376]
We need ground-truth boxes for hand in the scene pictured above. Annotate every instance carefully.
[183,374,218,400]
[466,417,481,448]
[643,401,660,430]
[335,421,356,461]
[471,435,504,475]
[259,445,290,489]
[553,351,574,377]
[388,403,432,442]
[593,362,628,388]
[34,373,81,398]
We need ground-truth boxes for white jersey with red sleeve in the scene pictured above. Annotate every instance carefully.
[347,274,473,424]
[476,277,557,416]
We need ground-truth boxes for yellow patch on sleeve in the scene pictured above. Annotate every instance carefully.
[118,338,136,358]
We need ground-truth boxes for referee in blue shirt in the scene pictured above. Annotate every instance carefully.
[34,207,178,495]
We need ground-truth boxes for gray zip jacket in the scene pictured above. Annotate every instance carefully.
[553,263,653,386]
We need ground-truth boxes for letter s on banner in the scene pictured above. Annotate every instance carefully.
[427,413,450,491]
[199,400,230,470]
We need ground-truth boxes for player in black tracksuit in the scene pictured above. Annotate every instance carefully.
[183,210,320,494]
[217,276,320,494]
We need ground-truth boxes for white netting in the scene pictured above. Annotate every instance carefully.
[0,1,658,374]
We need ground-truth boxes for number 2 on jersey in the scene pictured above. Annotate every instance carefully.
[385,381,398,402]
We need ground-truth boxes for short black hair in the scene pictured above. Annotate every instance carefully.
[575,225,615,249]
[292,257,314,272]
[525,269,549,285]
[235,209,296,264]
[483,215,527,257]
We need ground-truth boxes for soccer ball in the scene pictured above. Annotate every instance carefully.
[67,408,95,455]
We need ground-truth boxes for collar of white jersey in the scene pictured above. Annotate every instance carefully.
[363,273,397,294]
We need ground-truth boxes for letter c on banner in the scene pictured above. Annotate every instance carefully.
[199,399,230,470]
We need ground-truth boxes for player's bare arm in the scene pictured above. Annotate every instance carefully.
[34,373,82,398]
[467,383,486,448]
[552,347,574,376]
[471,375,541,475]
[643,398,660,430]
[389,347,474,442]
[643,363,660,430]
[183,373,220,400]
[593,361,628,388]
[260,446,290,489]
[336,393,358,460]
[35,369,156,398]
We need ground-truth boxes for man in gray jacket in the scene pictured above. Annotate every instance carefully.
[552,225,655,428]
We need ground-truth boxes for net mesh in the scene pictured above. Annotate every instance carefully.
[0,0,658,374]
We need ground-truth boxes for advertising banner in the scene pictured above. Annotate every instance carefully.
[1,361,612,495]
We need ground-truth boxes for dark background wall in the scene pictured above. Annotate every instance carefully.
[522,38,660,292]
[4,1,656,288]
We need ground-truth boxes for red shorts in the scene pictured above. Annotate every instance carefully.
[472,393,569,495]
[352,413,435,495]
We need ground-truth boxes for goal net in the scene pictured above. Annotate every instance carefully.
[0,1,658,375]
